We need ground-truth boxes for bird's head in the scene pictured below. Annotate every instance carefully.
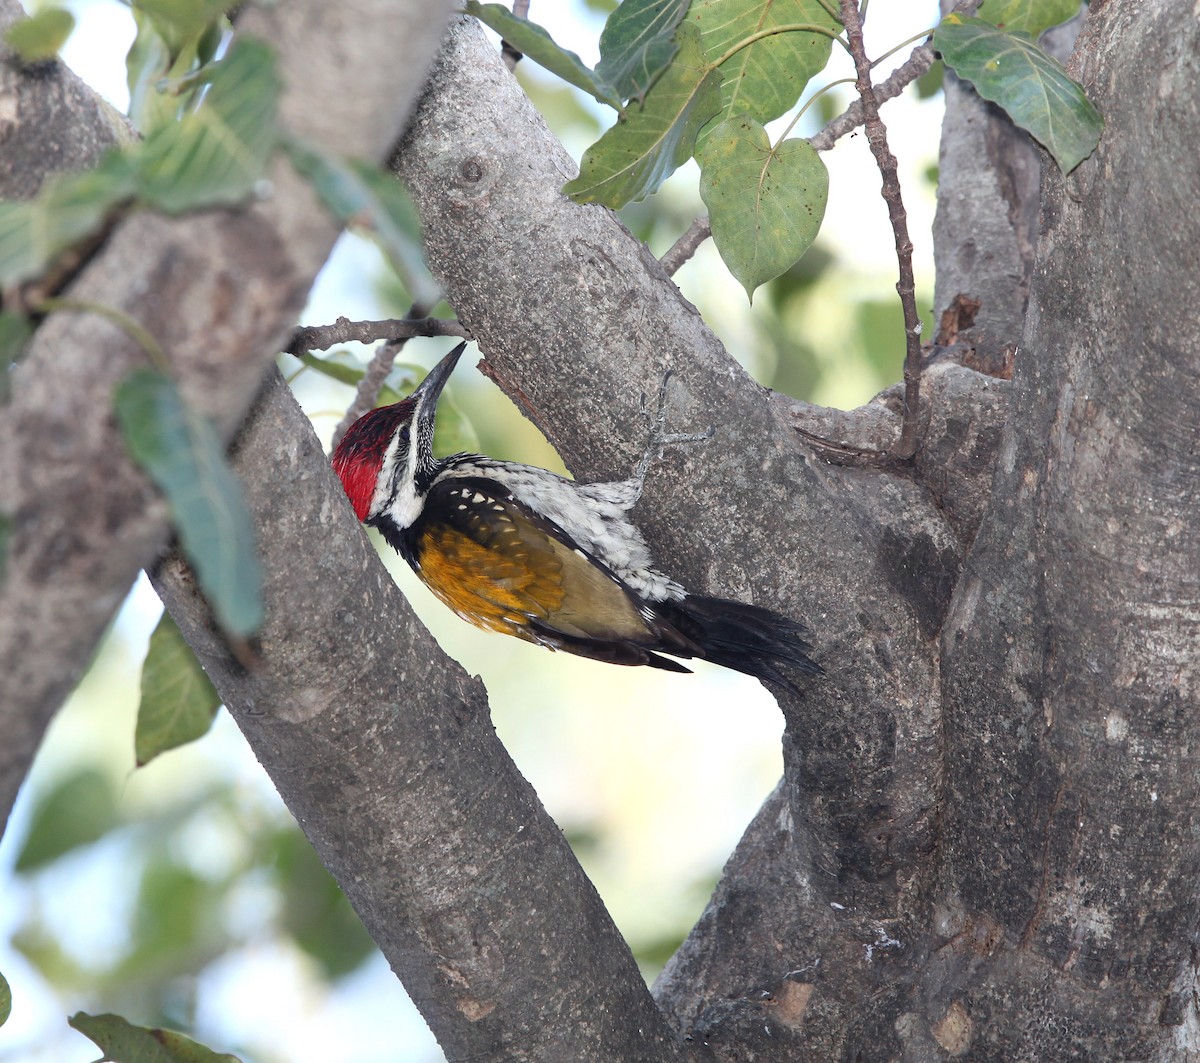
[331,342,465,527]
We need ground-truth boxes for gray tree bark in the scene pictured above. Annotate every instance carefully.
[0,0,458,835]
[3,0,1197,1060]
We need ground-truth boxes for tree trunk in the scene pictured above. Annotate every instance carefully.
[2,0,1197,1060]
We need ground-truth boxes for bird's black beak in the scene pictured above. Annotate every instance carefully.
[411,342,466,411]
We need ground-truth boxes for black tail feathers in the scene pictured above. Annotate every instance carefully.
[658,594,821,693]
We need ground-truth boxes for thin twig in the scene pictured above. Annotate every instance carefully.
[660,216,712,276]
[839,0,923,460]
[330,303,440,450]
[285,315,469,356]
[811,0,980,152]
[501,0,530,71]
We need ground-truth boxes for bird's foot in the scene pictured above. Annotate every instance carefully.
[634,369,715,485]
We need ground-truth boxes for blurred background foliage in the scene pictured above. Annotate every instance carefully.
[1,0,941,1060]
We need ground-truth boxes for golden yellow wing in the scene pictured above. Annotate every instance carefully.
[410,477,684,664]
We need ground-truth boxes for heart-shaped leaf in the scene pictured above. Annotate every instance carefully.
[700,116,828,299]
[689,0,840,136]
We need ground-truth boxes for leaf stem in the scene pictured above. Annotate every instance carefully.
[870,27,938,70]
[500,0,530,71]
[38,298,170,373]
[775,76,857,145]
[710,23,847,71]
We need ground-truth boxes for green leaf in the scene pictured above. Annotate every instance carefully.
[127,15,171,131]
[596,0,690,102]
[271,828,375,980]
[0,312,32,403]
[283,140,439,306]
[4,8,75,63]
[115,857,223,982]
[0,970,10,1029]
[699,116,828,299]
[464,1,621,107]
[136,37,280,212]
[688,0,840,133]
[0,151,141,286]
[133,0,232,56]
[69,1012,242,1063]
[300,348,410,404]
[977,0,1080,37]
[115,369,263,636]
[935,15,1102,174]
[299,350,370,389]
[0,31,276,287]
[136,612,221,767]
[14,768,119,873]
[126,16,188,134]
[564,21,721,206]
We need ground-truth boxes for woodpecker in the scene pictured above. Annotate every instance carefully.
[331,343,820,690]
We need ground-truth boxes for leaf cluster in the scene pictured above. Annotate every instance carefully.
[469,0,1101,298]
[7,762,376,1060]
[0,8,433,645]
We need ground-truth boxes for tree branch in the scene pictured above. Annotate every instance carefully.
[0,0,459,832]
[152,370,691,1063]
[660,215,711,276]
[394,18,956,1053]
[933,2,1200,1051]
[286,313,468,355]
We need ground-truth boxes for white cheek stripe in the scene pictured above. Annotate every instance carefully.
[372,431,425,528]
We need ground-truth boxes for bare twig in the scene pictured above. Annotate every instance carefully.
[501,0,530,71]
[286,314,469,356]
[810,38,935,151]
[660,216,712,275]
[810,0,979,151]
[330,302,440,450]
[839,0,924,460]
